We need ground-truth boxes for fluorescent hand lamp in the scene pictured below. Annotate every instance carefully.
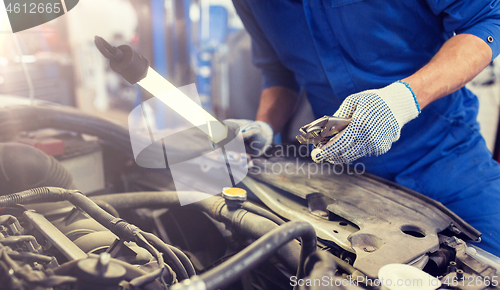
[94,36,228,143]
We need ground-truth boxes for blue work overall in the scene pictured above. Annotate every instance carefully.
[232,0,500,255]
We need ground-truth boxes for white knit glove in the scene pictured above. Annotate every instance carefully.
[223,119,274,157]
[312,81,420,164]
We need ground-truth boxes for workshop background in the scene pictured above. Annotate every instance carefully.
[1,0,499,157]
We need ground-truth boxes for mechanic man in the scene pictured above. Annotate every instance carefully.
[228,0,500,256]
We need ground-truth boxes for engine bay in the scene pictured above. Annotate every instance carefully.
[0,104,499,290]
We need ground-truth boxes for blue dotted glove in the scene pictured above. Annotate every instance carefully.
[312,81,421,164]
[223,119,274,157]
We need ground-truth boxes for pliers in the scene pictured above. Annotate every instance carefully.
[296,116,351,147]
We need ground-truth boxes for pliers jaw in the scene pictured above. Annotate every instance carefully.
[296,116,351,147]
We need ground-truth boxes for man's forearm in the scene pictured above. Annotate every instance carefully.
[255,86,299,134]
[402,34,492,109]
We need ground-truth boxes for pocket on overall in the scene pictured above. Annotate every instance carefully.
[331,0,420,62]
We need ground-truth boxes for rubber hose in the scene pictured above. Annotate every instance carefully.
[0,187,138,240]
[91,192,285,226]
[91,192,301,272]
[0,105,157,162]
[91,200,120,218]
[90,191,181,209]
[171,221,317,290]
[195,196,301,272]
[141,231,196,277]
[129,267,171,288]
[52,190,300,275]
[0,187,189,280]
[303,251,337,278]
[0,143,74,195]
[303,251,338,290]
[242,202,285,225]
[0,187,65,207]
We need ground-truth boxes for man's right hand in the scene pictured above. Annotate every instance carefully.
[224,119,274,157]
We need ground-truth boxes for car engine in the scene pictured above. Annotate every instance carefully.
[0,103,499,290]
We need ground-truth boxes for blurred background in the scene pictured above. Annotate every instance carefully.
[0,0,499,157]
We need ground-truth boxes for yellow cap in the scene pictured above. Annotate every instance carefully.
[222,187,247,201]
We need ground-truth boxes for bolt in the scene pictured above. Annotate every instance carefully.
[448,261,457,273]
[450,225,461,234]
[457,269,464,280]
[97,252,111,276]
[363,246,376,253]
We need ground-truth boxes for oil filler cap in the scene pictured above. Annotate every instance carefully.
[223,187,247,209]
[222,187,247,201]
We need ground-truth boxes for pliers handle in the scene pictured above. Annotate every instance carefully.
[296,116,351,147]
